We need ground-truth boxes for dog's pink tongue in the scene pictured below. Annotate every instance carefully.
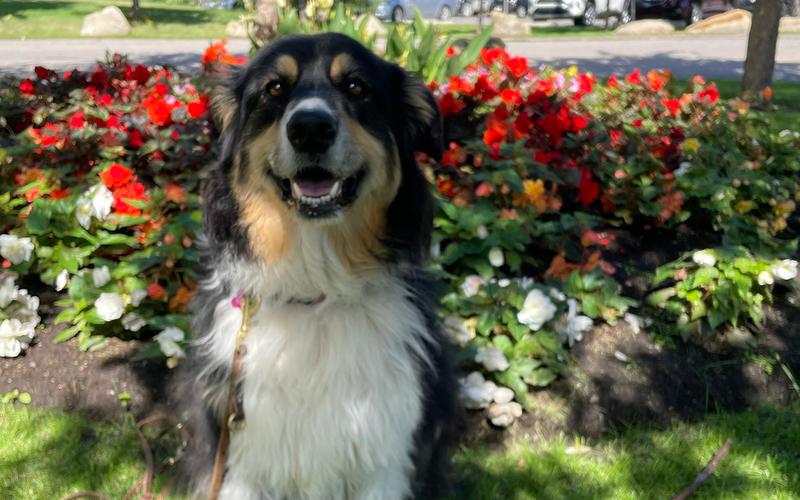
[294,177,336,197]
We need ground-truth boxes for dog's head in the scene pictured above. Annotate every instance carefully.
[215,33,441,219]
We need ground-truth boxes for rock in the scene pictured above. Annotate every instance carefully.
[225,19,248,38]
[685,9,751,34]
[488,401,523,427]
[493,386,515,404]
[780,16,800,33]
[490,12,533,38]
[80,6,131,37]
[614,19,675,35]
[356,14,387,38]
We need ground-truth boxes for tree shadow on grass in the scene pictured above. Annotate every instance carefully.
[0,1,75,20]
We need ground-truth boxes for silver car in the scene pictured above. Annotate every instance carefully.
[375,0,461,21]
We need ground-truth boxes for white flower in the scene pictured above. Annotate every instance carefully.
[692,249,717,267]
[11,292,40,325]
[430,241,441,259]
[517,288,557,331]
[0,276,18,308]
[131,288,148,307]
[75,197,93,230]
[0,235,34,265]
[475,346,510,372]
[488,247,504,267]
[757,271,774,286]
[493,386,515,404]
[549,288,566,302]
[0,319,36,358]
[442,316,471,347]
[459,371,497,409]
[497,278,511,288]
[121,312,146,332]
[624,312,646,334]
[94,292,125,322]
[92,266,111,288]
[488,401,523,427]
[461,275,485,298]
[476,224,489,239]
[674,161,692,177]
[779,129,791,137]
[555,299,593,347]
[156,327,186,358]
[772,260,798,281]
[90,184,114,221]
[55,269,69,291]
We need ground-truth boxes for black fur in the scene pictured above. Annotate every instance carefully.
[175,33,456,499]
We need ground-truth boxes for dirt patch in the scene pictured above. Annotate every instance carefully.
[466,300,800,446]
[0,325,169,419]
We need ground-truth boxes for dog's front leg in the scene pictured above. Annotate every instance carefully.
[352,465,413,500]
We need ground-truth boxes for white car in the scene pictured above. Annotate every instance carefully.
[529,0,632,25]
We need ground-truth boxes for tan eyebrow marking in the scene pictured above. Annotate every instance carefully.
[273,54,299,84]
[330,53,357,82]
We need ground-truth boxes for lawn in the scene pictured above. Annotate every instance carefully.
[2,403,799,499]
[0,0,242,39]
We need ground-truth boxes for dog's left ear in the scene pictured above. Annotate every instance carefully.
[401,71,443,161]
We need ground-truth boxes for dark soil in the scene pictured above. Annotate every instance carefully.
[467,299,800,447]
[0,325,169,419]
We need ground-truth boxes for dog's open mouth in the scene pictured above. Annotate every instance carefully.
[272,167,364,218]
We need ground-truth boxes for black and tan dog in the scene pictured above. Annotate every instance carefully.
[176,33,456,499]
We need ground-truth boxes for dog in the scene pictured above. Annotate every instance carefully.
[175,33,457,500]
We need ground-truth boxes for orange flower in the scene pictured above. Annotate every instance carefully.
[514,179,547,212]
[168,285,194,313]
[545,255,579,280]
[164,183,187,203]
[147,282,167,301]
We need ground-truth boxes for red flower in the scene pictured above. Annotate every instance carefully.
[153,82,170,97]
[500,89,522,105]
[577,168,600,207]
[187,96,209,119]
[19,79,35,96]
[632,119,643,128]
[202,39,247,67]
[113,181,148,215]
[475,182,494,197]
[34,66,55,80]
[609,129,623,148]
[503,57,529,78]
[698,84,719,104]
[607,75,620,90]
[128,129,144,149]
[25,187,41,203]
[572,114,589,132]
[437,178,455,197]
[661,98,681,117]
[165,183,188,203]
[646,70,668,91]
[624,69,642,86]
[100,163,134,189]
[123,64,151,85]
[438,92,465,118]
[481,47,508,66]
[147,282,167,301]
[50,188,70,200]
[69,110,85,129]
[143,95,174,127]
[445,46,456,59]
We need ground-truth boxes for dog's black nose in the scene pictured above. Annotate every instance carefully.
[286,110,338,154]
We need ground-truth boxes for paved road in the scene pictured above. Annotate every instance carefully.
[2,34,799,80]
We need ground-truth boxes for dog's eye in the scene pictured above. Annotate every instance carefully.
[346,78,366,97]
[266,80,285,98]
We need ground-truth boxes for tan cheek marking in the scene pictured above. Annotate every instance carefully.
[330,53,356,82]
[211,85,236,130]
[327,119,402,271]
[232,126,293,265]
[274,55,299,85]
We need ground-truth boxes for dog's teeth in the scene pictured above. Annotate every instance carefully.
[291,181,303,200]
[330,181,341,197]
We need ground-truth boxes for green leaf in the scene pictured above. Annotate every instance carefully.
[17,392,32,405]
[523,367,558,387]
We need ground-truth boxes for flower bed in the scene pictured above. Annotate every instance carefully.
[1,40,798,428]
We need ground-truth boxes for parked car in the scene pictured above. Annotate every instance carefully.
[525,0,632,26]
[635,0,719,24]
[489,0,532,17]
[459,0,492,15]
[375,0,460,21]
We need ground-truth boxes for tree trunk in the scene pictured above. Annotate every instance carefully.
[253,0,279,44]
[132,0,141,18]
[742,0,782,94]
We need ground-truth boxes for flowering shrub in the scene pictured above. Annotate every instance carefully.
[1,54,212,351]
[1,38,799,427]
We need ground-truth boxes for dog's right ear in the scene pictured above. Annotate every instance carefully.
[211,84,237,130]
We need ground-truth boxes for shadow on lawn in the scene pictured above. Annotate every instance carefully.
[453,404,800,498]
[0,1,75,19]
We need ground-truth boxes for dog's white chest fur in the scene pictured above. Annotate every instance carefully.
[201,245,430,499]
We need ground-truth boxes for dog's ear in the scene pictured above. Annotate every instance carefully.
[401,71,443,161]
[211,84,237,131]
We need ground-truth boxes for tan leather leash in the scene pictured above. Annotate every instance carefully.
[208,292,260,500]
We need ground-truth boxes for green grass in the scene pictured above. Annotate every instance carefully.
[0,405,177,499]
[453,404,800,499]
[0,0,242,39]
[2,404,800,499]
